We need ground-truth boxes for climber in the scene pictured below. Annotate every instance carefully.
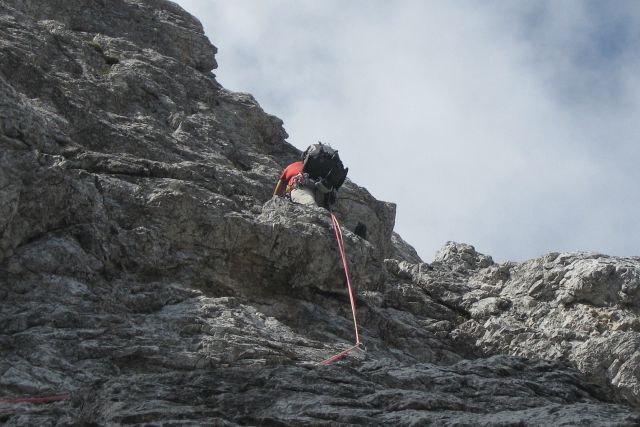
[273,142,348,209]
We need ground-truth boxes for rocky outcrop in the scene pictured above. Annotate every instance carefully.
[1,1,640,425]
[457,247,640,405]
[393,243,640,403]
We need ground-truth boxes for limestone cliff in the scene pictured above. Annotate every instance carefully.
[1,1,640,425]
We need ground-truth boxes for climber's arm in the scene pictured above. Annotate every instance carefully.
[273,177,286,197]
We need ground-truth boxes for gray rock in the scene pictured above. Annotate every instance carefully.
[1,1,640,425]
[3,0,217,72]
[392,231,423,264]
[397,243,640,407]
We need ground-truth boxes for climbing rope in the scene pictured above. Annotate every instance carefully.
[319,213,362,365]
[0,393,69,404]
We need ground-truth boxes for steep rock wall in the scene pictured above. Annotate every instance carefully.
[1,1,640,425]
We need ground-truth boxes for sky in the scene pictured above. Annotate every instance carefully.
[174,0,640,262]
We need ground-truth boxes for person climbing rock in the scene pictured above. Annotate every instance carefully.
[273,142,348,209]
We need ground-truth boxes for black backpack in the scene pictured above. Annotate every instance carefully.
[302,142,348,192]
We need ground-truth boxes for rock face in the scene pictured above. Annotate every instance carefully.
[1,1,640,425]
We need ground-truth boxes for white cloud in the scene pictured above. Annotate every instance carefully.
[175,0,640,261]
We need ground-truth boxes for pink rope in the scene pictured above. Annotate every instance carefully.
[331,213,360,344]
[319,213,362,365]
[0,393,69,404]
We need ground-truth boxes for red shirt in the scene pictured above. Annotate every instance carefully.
[279,160,304,188]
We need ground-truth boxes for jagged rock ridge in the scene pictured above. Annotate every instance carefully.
[1,1,640,425]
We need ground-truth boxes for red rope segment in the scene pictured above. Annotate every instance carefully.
[331,214,360,345]
[0,394,70,404]
[319,213,362,365]
[320,343,361,366]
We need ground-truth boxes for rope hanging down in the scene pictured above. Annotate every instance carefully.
[319,213,362,365]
